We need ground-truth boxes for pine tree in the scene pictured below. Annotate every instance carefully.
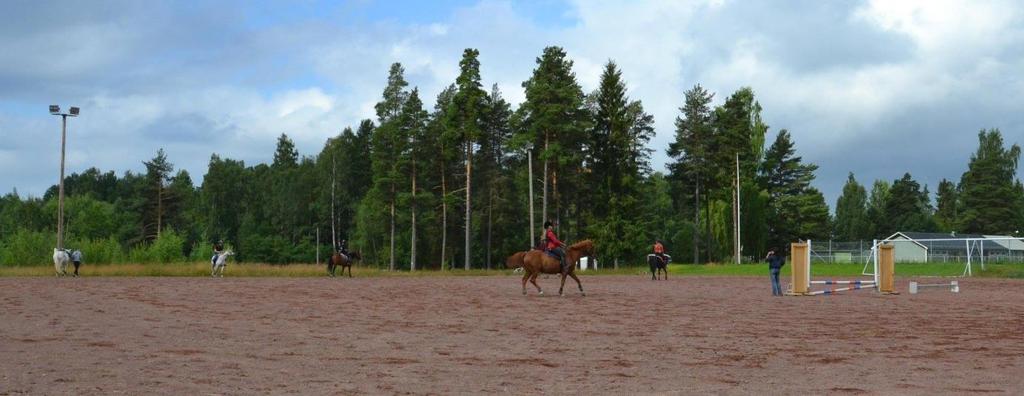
[834,172,870,240]
[518,46,589,233]
[477,84,513,268]
[272,134,298,169]
[586,61,654,265]
[934,178,959,232]
[882,173,936,235]
[958,129,1022,234]
[142,149,175,241]
[667,84,714,263]
[424,85,459,269]
[447,48,487,270]
[866,180,890,238]
[368,63,410,271]
[398,88,428,270]
[759,130,827,250]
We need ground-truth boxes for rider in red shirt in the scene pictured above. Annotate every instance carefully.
[544,220,568,273]
[653,240,667,265]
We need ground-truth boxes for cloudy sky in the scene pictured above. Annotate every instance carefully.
[2,0,1022,207]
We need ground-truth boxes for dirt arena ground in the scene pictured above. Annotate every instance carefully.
[2,275,1023,395]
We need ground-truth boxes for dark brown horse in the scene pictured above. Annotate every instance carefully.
[328,251,360,277]
[520,240,595,296]
[648,253,670,280]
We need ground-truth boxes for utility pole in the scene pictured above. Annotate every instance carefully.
[50,105,79,251]
[734,153,741,264]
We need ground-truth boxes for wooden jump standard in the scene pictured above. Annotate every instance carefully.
[788,241,896,296]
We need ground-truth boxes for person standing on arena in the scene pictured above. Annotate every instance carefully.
[766,248,785,296]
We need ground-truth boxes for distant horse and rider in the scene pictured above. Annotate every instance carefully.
[648,239,670,280]
[328,250,361,277]
[328,239,360,277]
[211,250,234,277]
[647,253,670,280]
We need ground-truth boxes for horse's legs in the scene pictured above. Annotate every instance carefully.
[521,271,530,295]
[558,273,568,296]
[529,272,543,294]
[346,265,352,278]
[568,272,585,296]
[73,262,80,277]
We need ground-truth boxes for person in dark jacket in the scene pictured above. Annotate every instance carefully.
[766,247,785,296]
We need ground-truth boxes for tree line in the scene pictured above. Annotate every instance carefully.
[2,46,1022,268]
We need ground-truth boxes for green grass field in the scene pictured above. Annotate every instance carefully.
[2,261,1021,278]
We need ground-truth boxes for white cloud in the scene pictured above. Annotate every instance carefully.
[1,0,1022,206]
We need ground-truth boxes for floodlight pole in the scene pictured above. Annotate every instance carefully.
[57,113,67,250]
[51,106,78,251]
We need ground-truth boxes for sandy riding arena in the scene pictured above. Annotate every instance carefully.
[2,275,1023,394]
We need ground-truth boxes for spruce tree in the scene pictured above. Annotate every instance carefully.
[934,178,959,232]
[882,173,936,235]
[958,129,1022,234]
[667,84,714,263]
[834,173,869,240]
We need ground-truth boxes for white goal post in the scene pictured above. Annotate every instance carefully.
[864,236,1024,277]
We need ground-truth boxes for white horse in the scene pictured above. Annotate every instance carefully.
[211,251,234,277]
[53,248,71,277]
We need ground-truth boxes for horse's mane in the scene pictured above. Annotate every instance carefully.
[568,239,593,251]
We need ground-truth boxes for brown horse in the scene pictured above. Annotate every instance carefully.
[520,240,594,296]
[328,251,360,277]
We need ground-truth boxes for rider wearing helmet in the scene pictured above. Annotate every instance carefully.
[212,239,225,266]
[337,239,350,259]
[544,220,568,274]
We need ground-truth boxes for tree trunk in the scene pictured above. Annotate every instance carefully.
[331,153,337,247]
[441,163,447,271]
[552,167,559,228]
[410,159,417,271]
[464,142,472,271]
[486,189,493,270]
[156,184,163,238]
[705,191,712,263]
[693,180,700,265]
[542,137,549,223]
[389,182,396,272]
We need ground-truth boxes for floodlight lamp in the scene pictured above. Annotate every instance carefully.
[50,105,60,114]
[69,107,80,116]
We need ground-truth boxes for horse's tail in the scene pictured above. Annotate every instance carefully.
[505,251,527,269]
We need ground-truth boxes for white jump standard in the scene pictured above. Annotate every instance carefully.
[909,280,959,294]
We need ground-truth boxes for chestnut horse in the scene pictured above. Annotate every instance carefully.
[328,251,360,277]
[520,240,594,296]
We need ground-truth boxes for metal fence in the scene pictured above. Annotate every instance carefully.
[808,240,1024,264]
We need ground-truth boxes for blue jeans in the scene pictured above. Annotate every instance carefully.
[770,268,782,296]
